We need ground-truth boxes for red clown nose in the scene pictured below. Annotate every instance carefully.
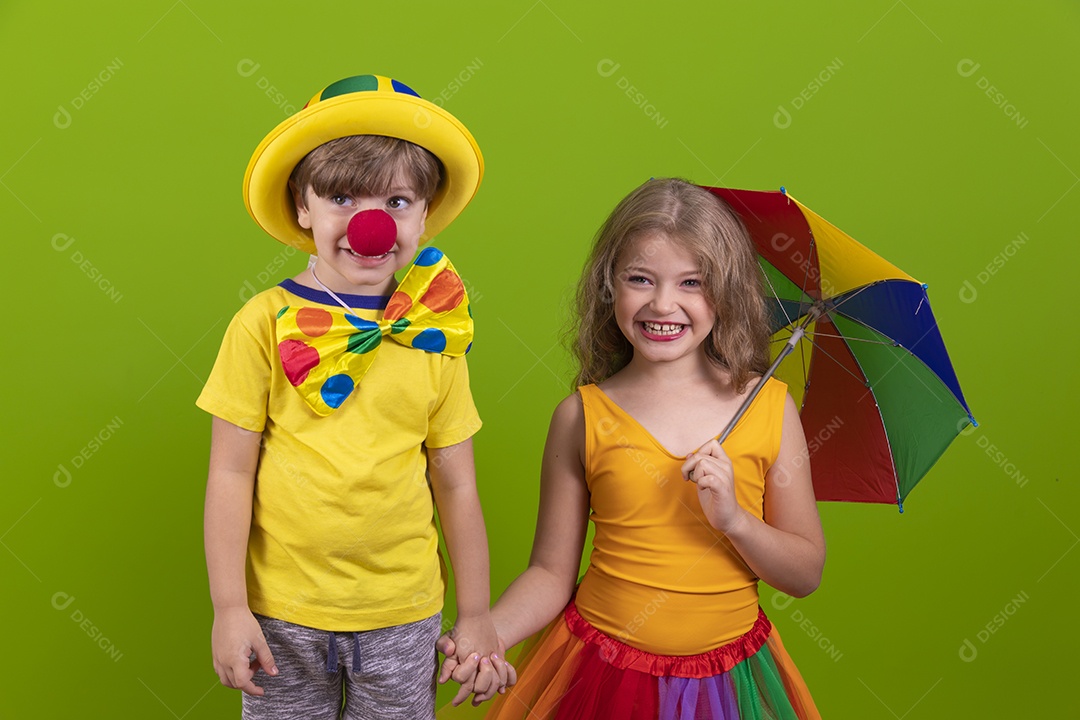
[347,209,398,256]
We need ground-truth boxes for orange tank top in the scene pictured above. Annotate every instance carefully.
[573,378,786,655]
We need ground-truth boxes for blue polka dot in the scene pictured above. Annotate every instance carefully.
[412,328,447,353]
[346,315,379,332]
[321,374,354,409]
[414,247,443,267]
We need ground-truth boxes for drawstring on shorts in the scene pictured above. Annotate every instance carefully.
[326,632,363,674]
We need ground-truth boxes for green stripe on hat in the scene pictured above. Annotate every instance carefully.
[320,75,379,101]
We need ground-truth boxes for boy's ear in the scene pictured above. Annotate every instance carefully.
[291,184,311,229]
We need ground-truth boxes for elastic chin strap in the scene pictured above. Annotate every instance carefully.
[309,263,360,314]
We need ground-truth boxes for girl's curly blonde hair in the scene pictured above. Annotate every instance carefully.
[571,178,771,392]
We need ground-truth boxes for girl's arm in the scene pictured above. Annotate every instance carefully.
[204,416,279,695]
[490,392,591,648]
[437,393,591,703]
[685,393,826,597]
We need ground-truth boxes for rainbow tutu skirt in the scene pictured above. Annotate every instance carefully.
[471,601,820,720]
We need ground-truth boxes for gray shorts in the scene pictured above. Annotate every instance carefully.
[242,612,442,720]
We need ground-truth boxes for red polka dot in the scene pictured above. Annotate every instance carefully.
[420,270,465,313]
[296,307,333,336]
[278,340,320,386]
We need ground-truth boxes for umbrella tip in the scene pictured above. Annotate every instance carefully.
[970,415,979,428]
[897,500,905,514]
[780,186,787,195]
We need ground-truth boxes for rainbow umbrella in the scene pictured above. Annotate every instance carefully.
[703,186,975,510]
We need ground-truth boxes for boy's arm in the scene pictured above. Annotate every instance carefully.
[204,416,278,695]
[427,438,502,702]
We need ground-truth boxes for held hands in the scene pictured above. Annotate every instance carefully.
[682,439,747,534]
[211,606,278,696]
[436,615,517,707]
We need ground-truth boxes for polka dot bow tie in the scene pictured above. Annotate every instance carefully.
[275,247,472,416]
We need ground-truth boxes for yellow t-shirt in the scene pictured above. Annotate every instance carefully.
[574,378,785,654]
[197,280,482,631]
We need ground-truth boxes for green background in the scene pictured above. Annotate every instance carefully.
[2,1,1075,717]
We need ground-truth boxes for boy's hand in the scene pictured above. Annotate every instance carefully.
[436,618,515,706]
[211,606,278,696]
[435,633,461,684]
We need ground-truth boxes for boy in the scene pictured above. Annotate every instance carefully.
[198,74,504,719]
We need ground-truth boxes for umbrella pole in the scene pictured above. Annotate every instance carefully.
[718,327,804,444]
[717,305,822,444]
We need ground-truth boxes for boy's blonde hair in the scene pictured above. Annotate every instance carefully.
[288,135,443,208]
[572,178,771,391]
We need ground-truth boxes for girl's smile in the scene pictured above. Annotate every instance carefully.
[638,321,688,340]
[613,231,716,365]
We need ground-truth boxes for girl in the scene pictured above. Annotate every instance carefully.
[441,178,825,718]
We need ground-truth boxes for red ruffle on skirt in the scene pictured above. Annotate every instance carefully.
[468,601,821,720]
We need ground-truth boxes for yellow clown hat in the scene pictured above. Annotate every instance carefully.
[243,74,484,253]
